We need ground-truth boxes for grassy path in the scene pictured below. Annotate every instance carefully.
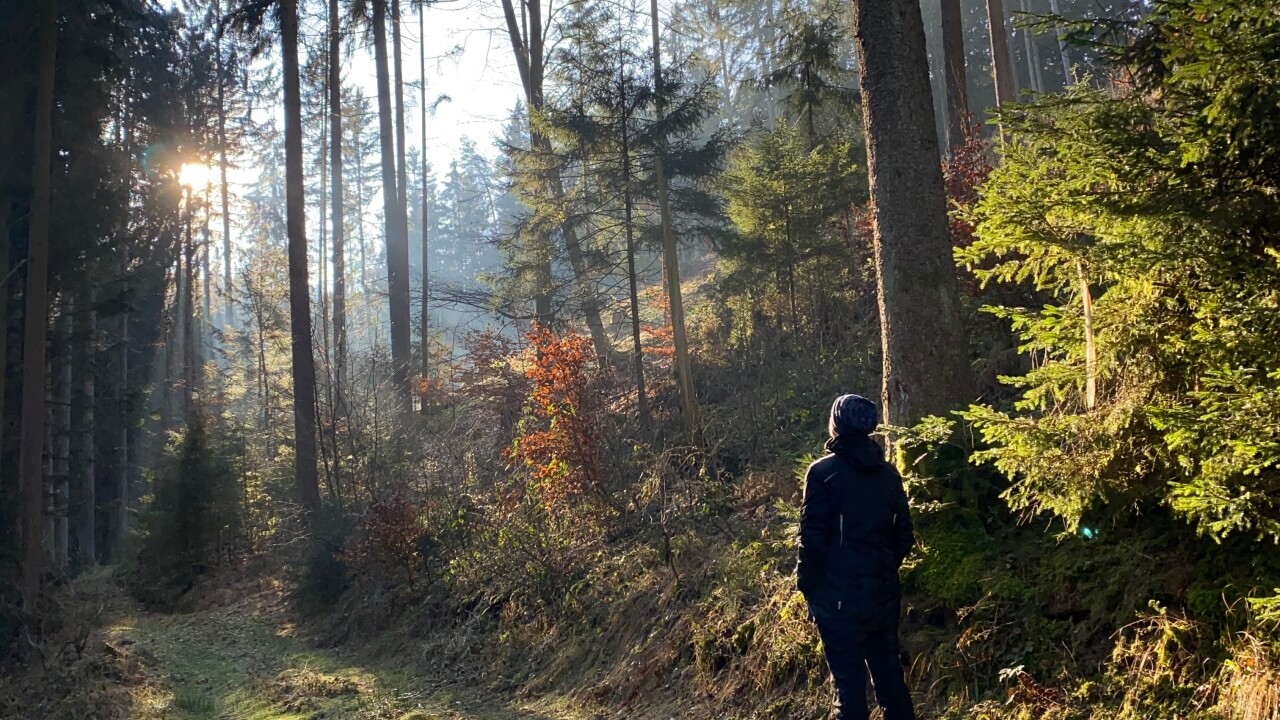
[98,578,591,720]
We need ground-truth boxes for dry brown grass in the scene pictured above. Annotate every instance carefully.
[1218,634,1280,720]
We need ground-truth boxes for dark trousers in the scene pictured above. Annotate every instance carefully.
[812,608,916,720]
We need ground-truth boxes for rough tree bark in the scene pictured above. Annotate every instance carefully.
[852,0,971,431]
[0,11,18,508]
[281,0,321,512]
[20,0,58,607]
[1,199,8,501]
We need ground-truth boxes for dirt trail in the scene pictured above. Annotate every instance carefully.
[92,577,594,720]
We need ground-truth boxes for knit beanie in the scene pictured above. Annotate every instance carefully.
[828,394,878,438]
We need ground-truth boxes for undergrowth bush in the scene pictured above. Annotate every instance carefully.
[342,494,431,593]
[506,325,612,536]
[297,509,353,613]
[125,417,244,611]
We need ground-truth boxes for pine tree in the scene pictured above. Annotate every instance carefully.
[720,121,862,338]
[960,0,1280,539]
[757,2,858,147]
[499,0,613,361]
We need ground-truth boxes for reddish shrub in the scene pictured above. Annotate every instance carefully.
[341,494,427,591]
[943,125,994,248]
[505,324,607,526]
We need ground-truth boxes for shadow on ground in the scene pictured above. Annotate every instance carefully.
[98,579,583,720]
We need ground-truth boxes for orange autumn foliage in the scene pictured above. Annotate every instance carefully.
[505,325,606,522]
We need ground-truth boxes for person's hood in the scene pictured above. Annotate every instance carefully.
[824,433,887,469]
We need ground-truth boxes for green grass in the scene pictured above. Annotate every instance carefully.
[103,592,590,720]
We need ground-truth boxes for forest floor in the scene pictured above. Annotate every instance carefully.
[22,571,604,720]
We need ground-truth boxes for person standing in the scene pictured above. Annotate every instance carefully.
[797,394,916,720]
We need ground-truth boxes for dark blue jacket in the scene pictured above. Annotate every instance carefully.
[796,435,914,620]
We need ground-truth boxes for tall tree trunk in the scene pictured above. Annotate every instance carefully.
[392,0,414,399]
[217,3,233,333]
[1018,0,1044,93]
[73,287,95,566]
[21,0,57,607]
[53,298,72,572]
[547,166,612,360]
[1048,0,1071,85]
[255,296,269,431]
[281,0,321,513]
[0,22,16,511]
[418,4,429,415]
[183,191,196,415]
[108,105,133,564]
[852,0,972,431]
[316,12,334,500]
[169,238,183,424]
[392,0,408,227]
[318,94,331,384]
[940,0,970,150]
[650,0,702,444]
[330,0,346,419]
[201,205,211,364]
[43,387,53,563]
[354,121,369,297]
[714,4,730,100]
[763,0,778,123]
[113,244,129,564]
[372,0,412,412]
[620,74,648,430]
[986,0,1016,106]
[0,198,8,501]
